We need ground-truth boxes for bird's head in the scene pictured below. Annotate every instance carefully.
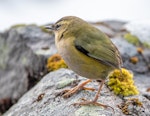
[46,16,88,40]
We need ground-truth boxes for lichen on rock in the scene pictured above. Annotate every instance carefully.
[108,68,139,96]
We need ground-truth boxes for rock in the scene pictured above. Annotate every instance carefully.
[4,69,150,116]
[112,38,137,57]
[93,24,116,37]
[92,20,127,38]
[10,25,57,56]
[124,22,150,47]
[112,38,150,73]
[0,26,49,113]
[102,20,126,32]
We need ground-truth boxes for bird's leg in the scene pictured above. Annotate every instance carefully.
[73,80,114,112]
[93,80,104,102]
[63,79,93,98]
[73,80,105,106]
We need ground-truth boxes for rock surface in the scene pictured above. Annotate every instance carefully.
[4,69,150,116]
[0,25,54,113]
[125,22,150,44]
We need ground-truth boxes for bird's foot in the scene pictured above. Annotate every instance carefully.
[62,79,94,98]
[73,98,107,107]
[73,98,114,113]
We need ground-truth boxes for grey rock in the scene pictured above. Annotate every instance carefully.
[134,74,150,94]
[93,24,115,37]
[112,38,150,73]
[11,25,57,56]
[92,20,127,38]
[4,69,150,116]
[112,38,137,57]
[102,20,126,32]
[125,22,150,44]
[0,27,48,113]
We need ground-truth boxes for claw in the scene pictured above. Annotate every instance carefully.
[73,99,115,113]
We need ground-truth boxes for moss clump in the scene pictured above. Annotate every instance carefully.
[75,105,103,116]
[11,24,27,28]
[143,42,150,48]
[56,78,76,89]
[108,68,139,96]
[124,33,141,46]
[124,33,150,48]
[11,24,37,29]
[47,54,68,72]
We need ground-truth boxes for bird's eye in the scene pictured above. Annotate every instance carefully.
[55,24,61,30]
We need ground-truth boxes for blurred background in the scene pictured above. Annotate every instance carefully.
[1,0,150,115]
[0,0,150,31]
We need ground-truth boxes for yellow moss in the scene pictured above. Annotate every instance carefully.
[124,33,141,46]
[47,54,68,72]
[108,68,139,96]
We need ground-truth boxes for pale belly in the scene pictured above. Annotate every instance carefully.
[56,39,114,80]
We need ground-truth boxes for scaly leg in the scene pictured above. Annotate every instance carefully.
[73,80,114,112]
[63,79,93,98]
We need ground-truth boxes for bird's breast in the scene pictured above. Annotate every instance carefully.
[55,37,114,80]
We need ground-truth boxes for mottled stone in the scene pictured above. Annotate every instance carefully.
[4,69,150,116]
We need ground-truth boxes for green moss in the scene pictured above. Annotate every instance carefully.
[11,24,37,29]
[143,42,150,48]
[11,24,27,28]
[124,33,141,46]
[108,68,139,96]
[75,105,104,116]
[56,78,76,89]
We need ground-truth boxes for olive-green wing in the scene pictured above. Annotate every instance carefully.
[74,28,122,68]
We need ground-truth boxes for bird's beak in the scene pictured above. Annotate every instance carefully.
[45,25,54,30]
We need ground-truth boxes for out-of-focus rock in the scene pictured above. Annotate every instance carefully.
[10,25,57,56]
[112,38,137,57]
[125,22,150,48]
[93,24,116,37]
[102,20,126,32]
[112,37,150,74]
[0,25,54,113]
[92,20,127,38]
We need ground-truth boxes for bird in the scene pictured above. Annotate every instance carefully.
[46,16,122,109]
